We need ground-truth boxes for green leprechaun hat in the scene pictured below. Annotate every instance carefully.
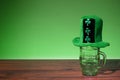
[73,15,110,48]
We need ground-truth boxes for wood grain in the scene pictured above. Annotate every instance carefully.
[0,59,119,80]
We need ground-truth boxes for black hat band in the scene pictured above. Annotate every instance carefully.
[83,18,95,43]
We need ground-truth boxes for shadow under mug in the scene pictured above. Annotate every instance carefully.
[79,46,106,76]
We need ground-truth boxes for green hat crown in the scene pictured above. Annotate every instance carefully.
[73,15,110,48]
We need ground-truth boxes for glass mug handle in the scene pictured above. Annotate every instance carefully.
[98,51,106,67]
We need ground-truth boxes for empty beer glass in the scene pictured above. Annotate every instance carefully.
[79,46,106,76]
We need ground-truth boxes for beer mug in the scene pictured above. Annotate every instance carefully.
[79,46,106,76]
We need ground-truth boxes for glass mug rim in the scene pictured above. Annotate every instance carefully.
[80,46,99,50]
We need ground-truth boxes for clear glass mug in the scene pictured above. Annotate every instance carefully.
[79,46,106,76]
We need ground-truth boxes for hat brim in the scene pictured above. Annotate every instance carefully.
[73,37,110,48]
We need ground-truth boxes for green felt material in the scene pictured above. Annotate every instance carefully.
[73,16,110,48]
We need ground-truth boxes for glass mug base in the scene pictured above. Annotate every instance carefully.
[81,61,99,76]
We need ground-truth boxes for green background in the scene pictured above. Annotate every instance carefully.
[0,0,120,59]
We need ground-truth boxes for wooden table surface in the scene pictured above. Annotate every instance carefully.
[0,59,120,80]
